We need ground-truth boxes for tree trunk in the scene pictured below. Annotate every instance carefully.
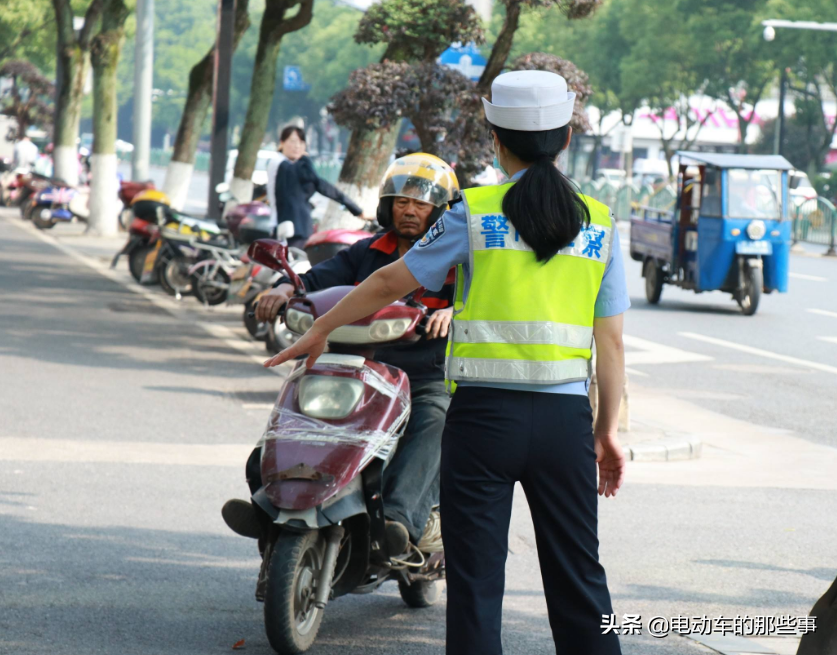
[477,0,521,96]
[162,0,250,209]
[53,45,87,186]
[87,0,129,237]
[319,122,400,230]
[231,0,313,203]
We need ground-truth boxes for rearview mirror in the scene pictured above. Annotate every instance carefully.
[247,239,306,294]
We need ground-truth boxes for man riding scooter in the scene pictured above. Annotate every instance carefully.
[222,153,460,557]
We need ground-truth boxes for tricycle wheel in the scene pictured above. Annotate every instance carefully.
[264,530,324,654]
[738,264,762,316]
[398,578,442,608]
[644,259,664,304]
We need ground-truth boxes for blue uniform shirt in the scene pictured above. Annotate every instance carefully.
[403,173,631,395]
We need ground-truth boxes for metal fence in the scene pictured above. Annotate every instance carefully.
[793,197,837,254]
[578,179,676,221]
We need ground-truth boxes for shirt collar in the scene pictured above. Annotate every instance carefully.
[509,168,528,181]
[369,230,399,255]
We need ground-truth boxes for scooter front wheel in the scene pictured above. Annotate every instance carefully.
[158,254,194,297]
[129,245,159,284]
[264,531,324,654]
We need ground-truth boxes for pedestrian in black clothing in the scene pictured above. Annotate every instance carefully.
[267,126,365,248]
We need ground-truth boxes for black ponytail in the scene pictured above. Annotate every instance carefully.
[492,124,590,262]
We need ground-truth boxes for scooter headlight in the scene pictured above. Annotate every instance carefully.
[329,318,412,344]
[285,308,314,335]
[746,220,766,240]
[298,376,364,419]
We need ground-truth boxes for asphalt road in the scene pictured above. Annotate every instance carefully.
[2,209,836,655]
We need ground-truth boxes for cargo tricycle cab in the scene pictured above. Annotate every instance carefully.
[630,151,794,315]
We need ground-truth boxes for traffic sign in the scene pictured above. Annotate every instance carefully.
[439,42,487,82]
[283,66,311,92]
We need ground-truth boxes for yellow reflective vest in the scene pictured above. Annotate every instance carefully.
[446,182,614,387]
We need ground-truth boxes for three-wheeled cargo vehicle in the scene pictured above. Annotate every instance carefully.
[629,151,794,315]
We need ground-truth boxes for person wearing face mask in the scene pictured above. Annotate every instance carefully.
[224,153,461,559]
[266,126,365,247]
[260,71,629,655]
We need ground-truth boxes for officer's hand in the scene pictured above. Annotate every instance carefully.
[425,307,453,339]
[264,321,327,370]
[594,432,625,498]
[255,284,294,323]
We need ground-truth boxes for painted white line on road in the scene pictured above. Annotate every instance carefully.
[0,437,251,466]
[679,332,837,376]
[3,215,294,378]
[623,334,713,366]
[808,308,837,319]
[817,337,837,345]
[624,367,649,378]
[790,272,828,282]
[241,403,276,410]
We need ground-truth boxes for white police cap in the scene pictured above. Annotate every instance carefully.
[482,70,576,132]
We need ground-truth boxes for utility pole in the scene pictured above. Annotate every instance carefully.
[132,0,154,181]
[773,68,787,157]
[208,0,235,220]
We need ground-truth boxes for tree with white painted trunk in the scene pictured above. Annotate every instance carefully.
[319,0,484,231]
[51,0,104,187]
[86,0,131,237]
[162,0,251,210]
[229,0,314,204]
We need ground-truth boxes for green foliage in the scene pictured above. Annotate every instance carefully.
[0,0,58,72]
[0,60,54,136]
[355,0,484,62]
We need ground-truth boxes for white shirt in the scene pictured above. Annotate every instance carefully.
[13,140,39,169]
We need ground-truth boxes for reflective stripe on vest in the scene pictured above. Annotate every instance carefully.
[446,184,612,386]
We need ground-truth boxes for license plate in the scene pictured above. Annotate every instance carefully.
[736,240,772,255]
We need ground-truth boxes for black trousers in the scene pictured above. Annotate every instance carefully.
[441,386,622,655]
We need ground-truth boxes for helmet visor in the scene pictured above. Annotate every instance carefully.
[379,154,460,207]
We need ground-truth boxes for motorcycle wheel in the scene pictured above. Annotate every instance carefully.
[21,198,36,221]
[398,579,442,608]
[158,253,194,297]
[264,531,324,654]
[33,211,56,230]
[128,245,158,284]
[193,268,230,306]
[265,318,297,354]
[244,300,269,341]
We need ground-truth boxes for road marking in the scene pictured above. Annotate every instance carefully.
[623,335,713,366]
[3,215,294,378]
[790,272,827,282]
[680,332,837,376]
[808,308,837,319]
[0,437,251,466]
[241,403,275,410]
[817,337,837,345]
[624,367,649,378]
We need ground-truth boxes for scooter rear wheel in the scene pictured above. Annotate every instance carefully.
[398,578,442,608]
[33,210,56,230]
[264,531,324,654]
[158,253,194,297]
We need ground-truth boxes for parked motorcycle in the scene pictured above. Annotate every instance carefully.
[111,189,172,284]
[31,184,81,230]
[118,180,156,229]
[243,239,444,654]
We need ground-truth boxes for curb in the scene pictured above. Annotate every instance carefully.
[621,434,702,461]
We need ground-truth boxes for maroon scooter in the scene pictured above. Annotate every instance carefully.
[245,239,445,654]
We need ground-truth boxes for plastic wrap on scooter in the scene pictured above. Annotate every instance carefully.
[258,359,410,511]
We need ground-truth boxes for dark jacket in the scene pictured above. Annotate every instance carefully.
[274,156,363,242]
[277,231,455,381]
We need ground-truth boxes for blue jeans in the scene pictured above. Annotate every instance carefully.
[382,379,450,543]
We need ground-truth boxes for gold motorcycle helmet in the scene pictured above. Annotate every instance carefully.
[131,189,172,224]
[377,153,460,229]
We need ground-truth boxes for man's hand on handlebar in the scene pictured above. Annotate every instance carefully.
[255,283,295,323]
[425,307,453,339]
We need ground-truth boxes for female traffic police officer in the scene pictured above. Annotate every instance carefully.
[263,70,629,655]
